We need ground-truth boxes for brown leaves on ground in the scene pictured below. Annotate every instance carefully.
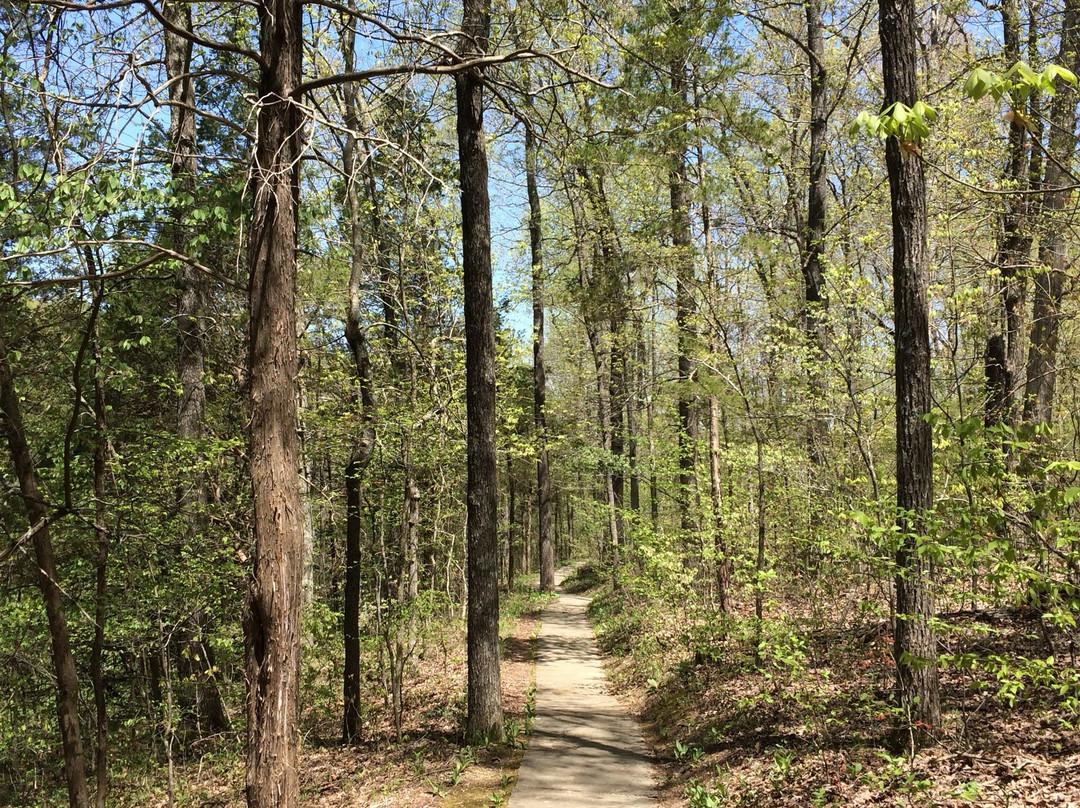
[136,603,544,808]
[592,593,1079,808]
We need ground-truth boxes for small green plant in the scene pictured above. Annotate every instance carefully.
[686,781,724,808]
[772,745,794,779]
[504,718,522,748]
[953,781,983,801]
[674,738,690,760]
[425,777,447,798]
[449,747,474,786]
[524,685,537,730]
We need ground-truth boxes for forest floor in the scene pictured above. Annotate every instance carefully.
[123,583,555,808]
[576,567,1080,808]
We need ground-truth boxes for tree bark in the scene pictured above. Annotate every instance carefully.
[88,257,109,808]
[525,120,555,591]
[0,333,90,808]
[457,0,503,742]
[879,0,941,742]
[987,0,1031,428]
[243,0,306,803]
[341,78,376,743]
[670,61,698,552]
[803,0,829,463]
[164,0,230,738]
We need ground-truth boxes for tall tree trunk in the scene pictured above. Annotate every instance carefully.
[628,321,643,515]
[341,34,377,740]
[987,0,1031,428]
[879,0,941,743]
[507,456,517,588]
[526,120,555,591]
[457,0,503,742]
[164,0,229,737]
[708,394,729,613]
[702,205,729,614]
[0,334,90,808]
[803,0,829,463]
[1024,0,1079,428]
[670,63,697,552]
[243,0,306,803]
[165,0,205,507]
[88,256,110,808]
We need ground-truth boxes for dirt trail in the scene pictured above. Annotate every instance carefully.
[509,569,657,808]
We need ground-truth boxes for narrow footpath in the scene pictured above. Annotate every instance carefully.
[509,569,657,808]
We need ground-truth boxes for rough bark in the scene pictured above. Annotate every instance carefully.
[1023,0,1079,428]
[987,0,1031,428]
[0,333,90,808]
[243,0,306,803]
[803,0,829,463]
[507,456,517,587]
[525,120,555,591]
[670,62,698,552]
[164,0,230,737]
[89,266,109,808]
[165,0,205,513]
[341,130,376,743]
[457,0,503,742]
[879,0,941,742]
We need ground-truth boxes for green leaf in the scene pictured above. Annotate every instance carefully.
[912,100,937,122]
[964,67,997,100]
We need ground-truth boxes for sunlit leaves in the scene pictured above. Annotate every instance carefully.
[849,100,938,149]
[963,60,1078,119]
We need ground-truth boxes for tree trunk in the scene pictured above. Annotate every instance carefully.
[708,395,729,613]
[507,456,517,588]
[89,263,110,808]
[341,79,376,742]
[670,62,697,552]
[0,333,90,808]
[526,120,555,591]
[987,0,1031,428]
[803,0,829,464]
[164,0,230,738]
[165,0,205,507]
[879,0,941,743]
[457,0,503,742]
[243,0,306,803]
[1024,0,1079,428]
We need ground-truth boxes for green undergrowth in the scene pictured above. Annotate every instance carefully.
[560,561,606,594]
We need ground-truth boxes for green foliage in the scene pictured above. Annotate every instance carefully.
[849,101,938,144]
[964,61,1077,107]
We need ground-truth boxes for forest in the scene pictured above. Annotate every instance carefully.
[1,0,1079,804]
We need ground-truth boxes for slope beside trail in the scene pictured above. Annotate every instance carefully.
[509,569,657,808]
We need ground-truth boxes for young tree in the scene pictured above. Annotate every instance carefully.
[0,334,91,808]
[526,115,556,591]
